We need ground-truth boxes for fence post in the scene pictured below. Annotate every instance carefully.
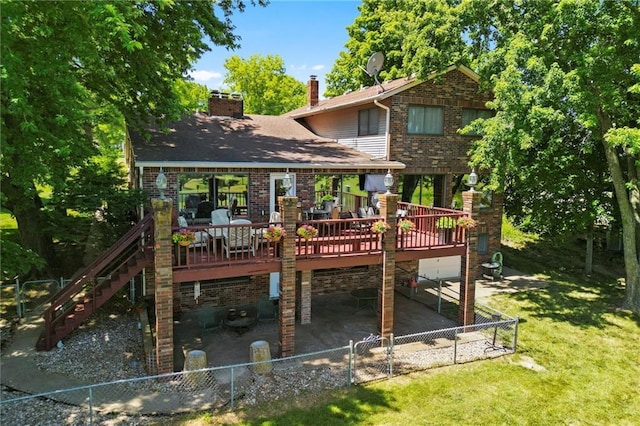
[230,367,235,409]
[88,387,94,426]
[348,340,353,386]
[15,279,22,318]
[388,334,394,378]
[513,318,519,352]
[453,328,458,364]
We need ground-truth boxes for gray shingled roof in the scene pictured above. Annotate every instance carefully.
[130,112,402,170]
[285,64,480,119]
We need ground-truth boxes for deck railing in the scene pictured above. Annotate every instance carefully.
[171,207,465,268]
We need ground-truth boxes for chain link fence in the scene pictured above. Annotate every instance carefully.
[1,306,517,424]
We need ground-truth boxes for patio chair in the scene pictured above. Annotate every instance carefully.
[197,306,226,336]
[222,219,255,258]
[257,299,277,324]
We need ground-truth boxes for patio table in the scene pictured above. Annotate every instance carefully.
[350,287,378,310]
[225,316,256,335]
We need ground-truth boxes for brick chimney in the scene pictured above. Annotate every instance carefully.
[307,75,319,108]
[208,90,244,118]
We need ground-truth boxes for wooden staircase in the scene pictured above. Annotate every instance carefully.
[36,215,154,351]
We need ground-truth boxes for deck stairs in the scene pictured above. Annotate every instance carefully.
[36,215,154,351]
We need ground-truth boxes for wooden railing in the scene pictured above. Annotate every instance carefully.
[171,207,466,268]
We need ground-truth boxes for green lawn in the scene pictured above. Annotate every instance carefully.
[171,234,638,425]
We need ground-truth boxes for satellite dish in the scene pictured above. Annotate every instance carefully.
[361,52,385,92]
[366,52,385,77]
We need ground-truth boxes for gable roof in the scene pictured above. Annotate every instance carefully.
[129,112,403,170]
[285,64,480,119]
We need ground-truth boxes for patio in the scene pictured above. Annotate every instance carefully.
[172,288,459,370]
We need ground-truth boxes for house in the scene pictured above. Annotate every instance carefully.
[38,65,501,376]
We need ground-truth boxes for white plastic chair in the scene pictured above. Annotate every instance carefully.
[222,219,255,258]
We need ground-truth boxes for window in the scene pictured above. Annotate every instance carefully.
[407,105,444,135]
[178,173,248,217]
[358,108,379,136]
[478,233,489,254]
[461,109,492,135]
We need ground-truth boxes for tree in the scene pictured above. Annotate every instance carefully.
[1,0,266,275]
[222,54,306,115]
[325,0,467,98]
[328,0,640,312]
[459,0,640,312]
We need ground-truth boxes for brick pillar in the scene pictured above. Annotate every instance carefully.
[279,196,298,357]
[378,193,397,338]
[459,190,482,326]
[300,270,312,324]
[151,198,174,374]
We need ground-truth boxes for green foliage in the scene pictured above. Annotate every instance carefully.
[1,0,265,271]
[173,79,210,113]
[223,54,306,115]
[325,0,468,97]
[0,238,46,281]
[435,216,456,229]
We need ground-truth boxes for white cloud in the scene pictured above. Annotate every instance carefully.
[311,64,325,71]
[188,70,222,82]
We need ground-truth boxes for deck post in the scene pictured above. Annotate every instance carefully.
[151,197,175,374]
[459,190,482,326]
[279,196,298,357]
[378,193,397,338]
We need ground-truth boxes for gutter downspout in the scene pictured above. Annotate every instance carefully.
[138,165,146,297]
[374,99,391,160]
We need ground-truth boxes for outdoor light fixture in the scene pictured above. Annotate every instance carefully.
[282,169,293,195]
[384,169,394,194]
[468,168,478,192]
[155,167,167,200]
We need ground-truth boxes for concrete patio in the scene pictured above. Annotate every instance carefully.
[173,287,459,370]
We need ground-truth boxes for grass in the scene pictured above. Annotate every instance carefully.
[168,226,639,425]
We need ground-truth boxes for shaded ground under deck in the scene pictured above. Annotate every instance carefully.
[173,286,460,370]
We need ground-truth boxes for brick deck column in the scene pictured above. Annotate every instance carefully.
[151,198,174,374]
[299,270,312,324]
[460,190,482,326]
[279,196,298,357]
[378,193,397,338]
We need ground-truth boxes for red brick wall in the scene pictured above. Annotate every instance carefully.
[208,92,243,117]
[177,275,270,310]
[389,70,493,175]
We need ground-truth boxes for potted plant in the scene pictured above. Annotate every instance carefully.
[172,229,196,246]
[397,219,416,233]
[436,216,457,229]
[264,225,286,242]
[436,216,456,244]
[296,224,318,240]
[457,216,478,229]
[371,220,390,234]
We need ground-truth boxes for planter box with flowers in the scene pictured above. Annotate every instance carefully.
[264,225,286,242]
[173,229,196,246]
[397,219,416,233]
[296,224,318,240]
[371,220,390,235]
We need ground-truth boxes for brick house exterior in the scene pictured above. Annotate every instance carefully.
[124,65,500,373]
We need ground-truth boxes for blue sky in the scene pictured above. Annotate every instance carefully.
[189,0,361,97]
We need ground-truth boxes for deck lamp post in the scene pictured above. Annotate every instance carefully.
[384,169,394,194]
[156,167,167,200]
[282,169,293,196]
[467,168,478,192]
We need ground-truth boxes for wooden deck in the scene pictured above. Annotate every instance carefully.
[172,206,467,282]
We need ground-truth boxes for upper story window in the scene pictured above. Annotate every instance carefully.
[461,108,492,135]
[407,105,444,135]
[358,107,380,136]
